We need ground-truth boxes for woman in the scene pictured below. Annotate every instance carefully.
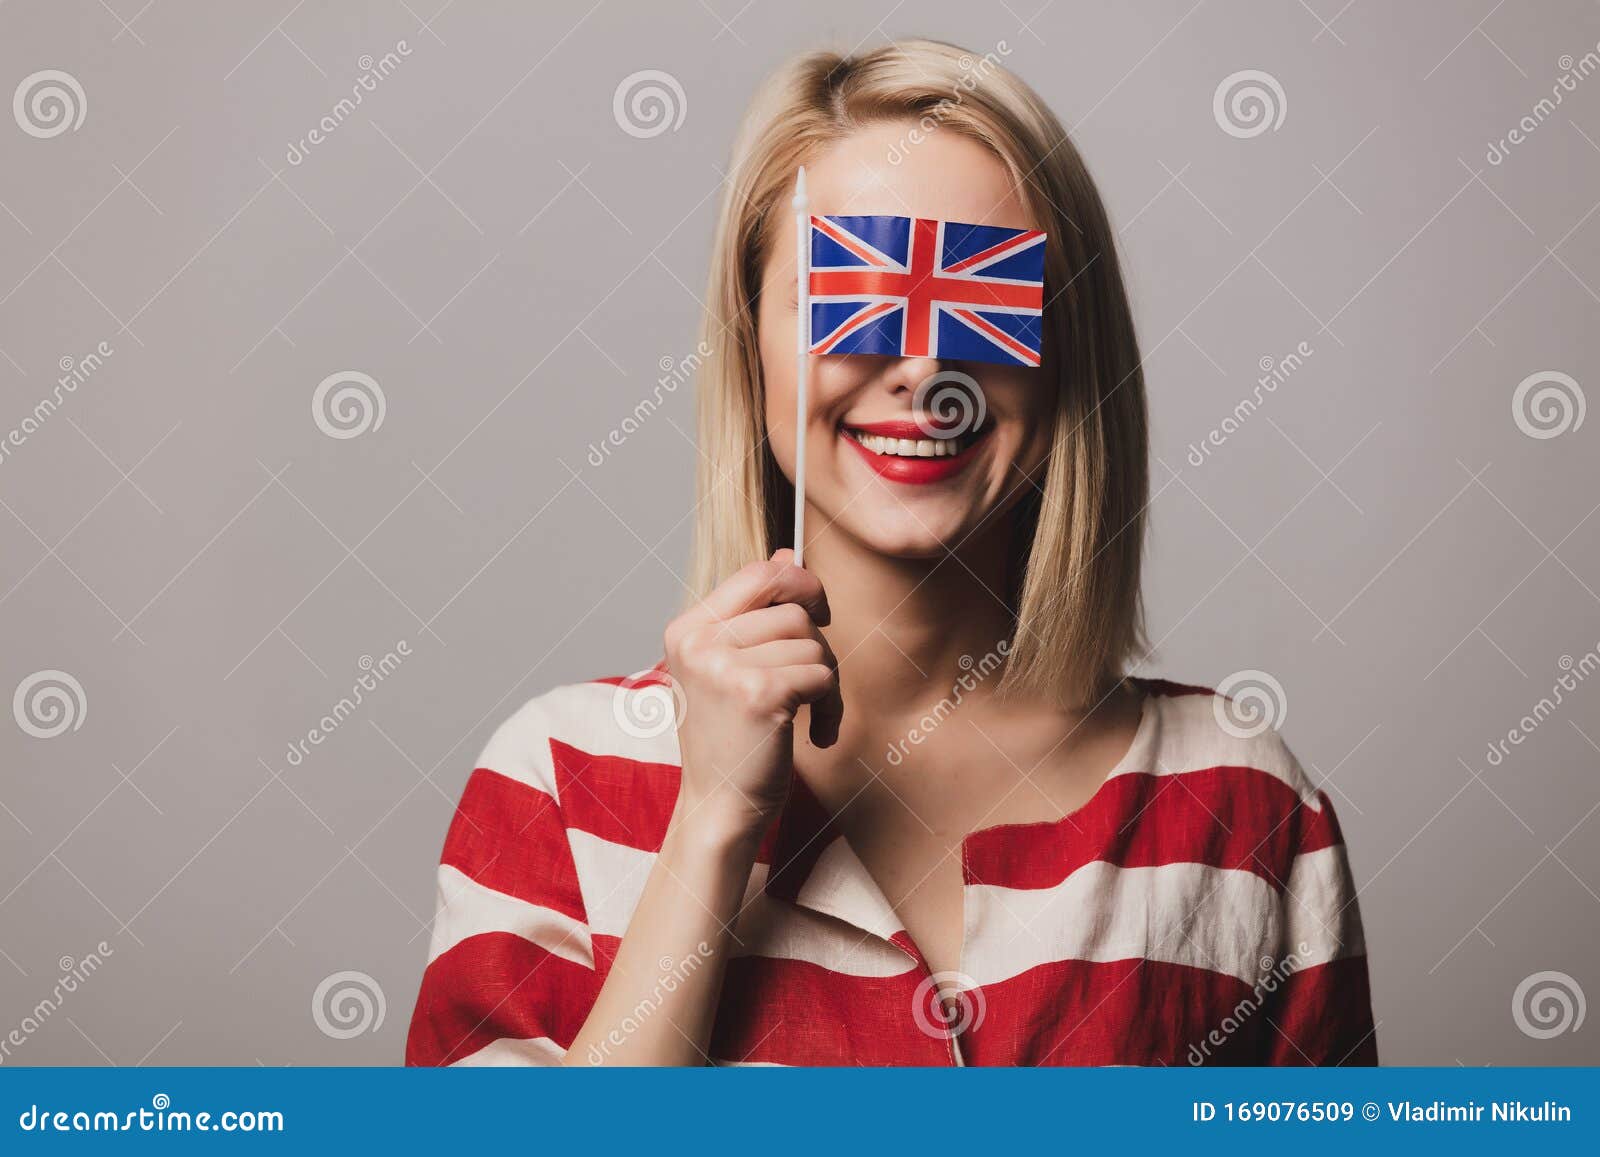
[406,39,1376,1067]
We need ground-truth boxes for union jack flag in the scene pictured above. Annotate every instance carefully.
[808,214,1046,367]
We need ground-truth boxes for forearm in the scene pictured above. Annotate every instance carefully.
[564,795,762,1065]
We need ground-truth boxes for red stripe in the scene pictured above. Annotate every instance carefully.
[963,765,1331,891]
[440,769,585,923]
[942,229,1045,273]
[713,954,948,1065]
[947,307,1040,365]
[960,957,1264,1066]
[550,739,680,852]
[813,300,897,353]
[811,215,896,266]
[406,931,601,1065]
[1263,956,1378,1065]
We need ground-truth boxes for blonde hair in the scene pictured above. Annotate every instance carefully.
[689,39,1148,707]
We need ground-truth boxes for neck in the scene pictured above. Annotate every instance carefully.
[802,513,1019,716]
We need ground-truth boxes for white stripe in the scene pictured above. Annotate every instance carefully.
[451,1035,565,1066]
[1283,844,1364,966]
[427,864,592,968]
[477,682,681,803]
[568,828,659,940]
[733,890,915,977]
[962,860,1281,988]
[1109,691,1322,807]
[793,836,906,943]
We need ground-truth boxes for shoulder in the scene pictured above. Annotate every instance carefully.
[473,669,683,806]
[1136,675,1320,804]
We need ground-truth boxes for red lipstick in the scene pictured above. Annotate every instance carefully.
[840,418,988,485]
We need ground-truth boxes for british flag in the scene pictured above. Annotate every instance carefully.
[808,214,1046,367]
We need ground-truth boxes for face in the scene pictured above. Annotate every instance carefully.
[757,121,1054,560]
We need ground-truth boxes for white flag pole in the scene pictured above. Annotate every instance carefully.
[791,166,810,568]
[790,166,812,569]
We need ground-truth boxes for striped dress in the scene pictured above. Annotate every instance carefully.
[406,675,1377,1066]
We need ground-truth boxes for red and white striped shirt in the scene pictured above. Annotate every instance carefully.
[406,676,1376,1066]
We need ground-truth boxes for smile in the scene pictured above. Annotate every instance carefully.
[839,418,990,484]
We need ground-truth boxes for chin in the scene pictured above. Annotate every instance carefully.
[834,507,973,559]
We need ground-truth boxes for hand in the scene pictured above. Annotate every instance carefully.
[663,549,843,841]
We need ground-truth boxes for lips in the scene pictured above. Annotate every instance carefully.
[840,417,989,484]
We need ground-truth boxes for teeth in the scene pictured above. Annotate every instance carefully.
[848,431,970,457]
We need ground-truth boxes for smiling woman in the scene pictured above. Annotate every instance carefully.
[405,38,1377,1068]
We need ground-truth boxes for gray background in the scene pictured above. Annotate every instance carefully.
[1,0,1596,1066]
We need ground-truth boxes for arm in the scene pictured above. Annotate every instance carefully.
[1264,791,1378,1065]
[566,551,841,1065]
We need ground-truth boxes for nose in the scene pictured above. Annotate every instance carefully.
[875,355,945,397]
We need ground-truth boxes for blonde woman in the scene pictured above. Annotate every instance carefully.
[407,40,1376,1067]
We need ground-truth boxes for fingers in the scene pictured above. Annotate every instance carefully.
[715,603,815,648]
[678,551,830,632]
[740,638,828,669]
[735,632,843,749]
[807,678,844,749]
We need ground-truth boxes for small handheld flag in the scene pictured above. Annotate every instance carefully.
[808,214,1046,367]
